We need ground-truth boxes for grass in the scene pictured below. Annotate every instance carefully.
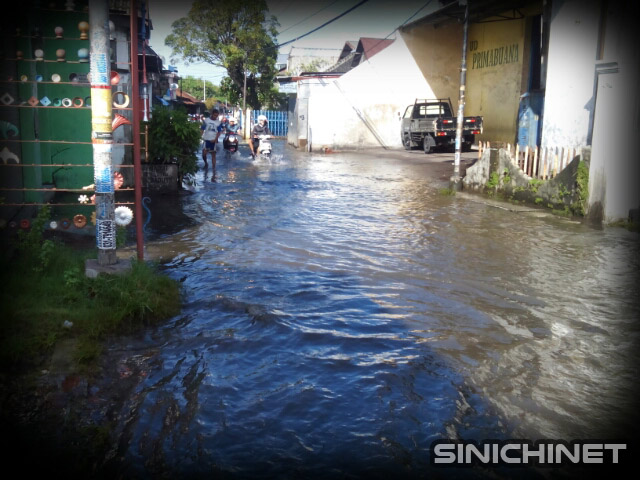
[438,187,456,196]
[0,207,182,476]
[0,215,182,372]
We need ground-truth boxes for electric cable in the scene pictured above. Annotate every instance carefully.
[277,0,371,48]
[277,0,343,35]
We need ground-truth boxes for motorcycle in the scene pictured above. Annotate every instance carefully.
[223,131,239,156]
[256,134,272,158]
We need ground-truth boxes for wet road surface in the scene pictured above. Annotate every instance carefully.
[99,141,640,478]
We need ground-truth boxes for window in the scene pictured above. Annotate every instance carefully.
[414,103,452,118]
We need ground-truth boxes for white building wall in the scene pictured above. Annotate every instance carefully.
[587,1,640,222]
[589,65,640,222]
[304,35,434,150]
[541,0,601,147]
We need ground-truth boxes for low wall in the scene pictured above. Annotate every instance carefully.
[463,147,589,217]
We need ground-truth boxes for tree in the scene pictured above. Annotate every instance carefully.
[179,76,223,104]
[165,0,279,110]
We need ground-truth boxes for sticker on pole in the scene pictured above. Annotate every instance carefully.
[90,53,109,86]
[96,219,116,250]
[95,165,113,193]
[91,88,113,135]
[93,143,113,193]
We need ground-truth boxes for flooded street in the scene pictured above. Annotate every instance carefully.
[107,141,639,478]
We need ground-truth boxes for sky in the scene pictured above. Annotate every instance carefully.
[147,0,437,84]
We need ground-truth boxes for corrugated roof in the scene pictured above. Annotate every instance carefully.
[326,52,357,73]
[176,89,202,105]
[326,37,394,73]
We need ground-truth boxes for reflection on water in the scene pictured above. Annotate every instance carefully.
[112,141,639,478]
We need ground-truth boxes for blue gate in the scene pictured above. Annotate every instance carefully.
[251,110,288,137]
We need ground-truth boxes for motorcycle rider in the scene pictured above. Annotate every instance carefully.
[222,117,240,151]
[248,114,272,157]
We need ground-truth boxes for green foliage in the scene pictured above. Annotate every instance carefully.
[570,160,589,216]
[180,76,224,104]
[0,242,181,369]
[438,187,456,196]
[116,225,127,248]
[557,184,570,198]
[552,206,571,217]
[145,106,200,186]
[15,206,58,273]
[486,171,500,190]
[608,220,640,232]
[219,76,242,106]
[528,178,544,193]
[500,168,511,186]
[16,206,49,257]
[165,0,279,109]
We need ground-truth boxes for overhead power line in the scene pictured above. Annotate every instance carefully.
[277,0,343,35]
[276,0,371,48]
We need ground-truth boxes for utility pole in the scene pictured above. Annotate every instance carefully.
[130,0,144,261]
[203,78,205,102]
[451,0,469,191]
[140,0,149,123]
[89,0,117,265]
[243,68,247,138]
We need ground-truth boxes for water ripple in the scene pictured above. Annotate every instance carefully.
[111,145,640,477]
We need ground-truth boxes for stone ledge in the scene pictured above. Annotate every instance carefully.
[85,257,133,278]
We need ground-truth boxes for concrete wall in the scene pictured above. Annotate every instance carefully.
[587,2,640,223]
[298,35,433,151]
[540,0,601,147]
[399,22,462,103]
[400,10,536,144]
[466,17,528,143]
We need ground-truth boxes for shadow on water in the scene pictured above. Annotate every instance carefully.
[135,191,199,241]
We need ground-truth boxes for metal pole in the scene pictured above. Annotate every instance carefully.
[130,0,144,260]
[242,68,247,138]
[89,0,117,265]
[140,0,149,122]
[451,0,469,190]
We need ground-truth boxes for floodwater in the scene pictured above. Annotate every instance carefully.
[107,141,639,479]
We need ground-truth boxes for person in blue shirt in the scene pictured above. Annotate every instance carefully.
[222,117,240,151]
[225,117,240,133]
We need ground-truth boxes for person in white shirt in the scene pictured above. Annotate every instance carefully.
[201,109,222,167]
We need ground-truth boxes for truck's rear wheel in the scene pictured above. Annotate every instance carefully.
[423,135,435,154]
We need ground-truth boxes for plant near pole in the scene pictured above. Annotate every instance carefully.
[145,106,200,187]
[165,0,279,109]
[15,206,55,272]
